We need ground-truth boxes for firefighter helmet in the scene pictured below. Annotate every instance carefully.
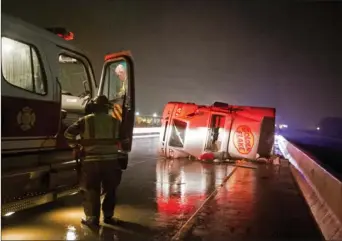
[94,95,109,106]
[92,95,110,113]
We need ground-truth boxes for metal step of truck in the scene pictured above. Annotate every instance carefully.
[1,185,79,216]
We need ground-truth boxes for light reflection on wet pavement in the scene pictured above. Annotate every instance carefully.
[1,137,235,240]
[184,160,324,241]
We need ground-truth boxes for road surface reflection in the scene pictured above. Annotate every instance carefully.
[1,137,235,240]
[154,158,235,235]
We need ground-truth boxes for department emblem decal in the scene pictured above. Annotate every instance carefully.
[17,107,36,131]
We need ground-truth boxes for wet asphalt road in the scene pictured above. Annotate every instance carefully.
[1,137,235,240]
[184,160,323,241]
[1,137,322,240]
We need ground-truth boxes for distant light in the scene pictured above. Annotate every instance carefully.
[279,124,288,129]
[135,112,140,116]
[4,212,14,216]
[153,113,157,117]
[317,127,320,131]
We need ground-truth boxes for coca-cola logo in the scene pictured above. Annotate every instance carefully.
[233,125,254,154]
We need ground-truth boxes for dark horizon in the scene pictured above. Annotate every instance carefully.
[2,0,342,129]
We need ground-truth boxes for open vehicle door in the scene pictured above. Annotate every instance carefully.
[98,51,135,152]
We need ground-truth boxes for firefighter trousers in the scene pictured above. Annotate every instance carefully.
[80,161,122,220]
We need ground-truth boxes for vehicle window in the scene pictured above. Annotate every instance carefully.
[169,119,187,148]
[102,60,129,102]
[1,37,46,95]
[58,54,89,97]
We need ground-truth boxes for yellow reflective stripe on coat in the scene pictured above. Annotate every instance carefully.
[84,153,121,162]
[78,113,121,162]
[112,104,122,122]
[118,81,126,97]
[64,132,75,140]
[83,114,95,139]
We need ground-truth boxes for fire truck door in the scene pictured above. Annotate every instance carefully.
[98,51,135,151]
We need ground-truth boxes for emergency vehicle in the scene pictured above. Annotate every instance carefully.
[1,14,135,216]
[159,101,275,161]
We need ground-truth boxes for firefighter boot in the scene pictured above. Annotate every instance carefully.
[81,216,100,227]
[103,217,124,226]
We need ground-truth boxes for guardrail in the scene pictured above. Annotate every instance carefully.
[277,135,342,240]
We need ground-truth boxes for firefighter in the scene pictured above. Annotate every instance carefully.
[64,95,123,227]
[115,63,128,99]
[111,62,128,122]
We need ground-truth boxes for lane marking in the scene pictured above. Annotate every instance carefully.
[171,166,238,241]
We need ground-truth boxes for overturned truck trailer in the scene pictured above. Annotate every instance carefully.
[159,101,276,161]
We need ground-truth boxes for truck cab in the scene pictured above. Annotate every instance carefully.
[1,13,135,215]
[159,101,275,161]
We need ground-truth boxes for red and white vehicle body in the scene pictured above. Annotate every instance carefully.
[1,14,135,215]
[159,102,275,161]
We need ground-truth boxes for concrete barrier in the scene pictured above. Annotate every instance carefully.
[277,135,342,240]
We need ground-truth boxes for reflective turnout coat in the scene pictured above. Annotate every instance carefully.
[64,113,121,165]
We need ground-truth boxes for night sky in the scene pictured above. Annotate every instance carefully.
[2,0,342,129]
